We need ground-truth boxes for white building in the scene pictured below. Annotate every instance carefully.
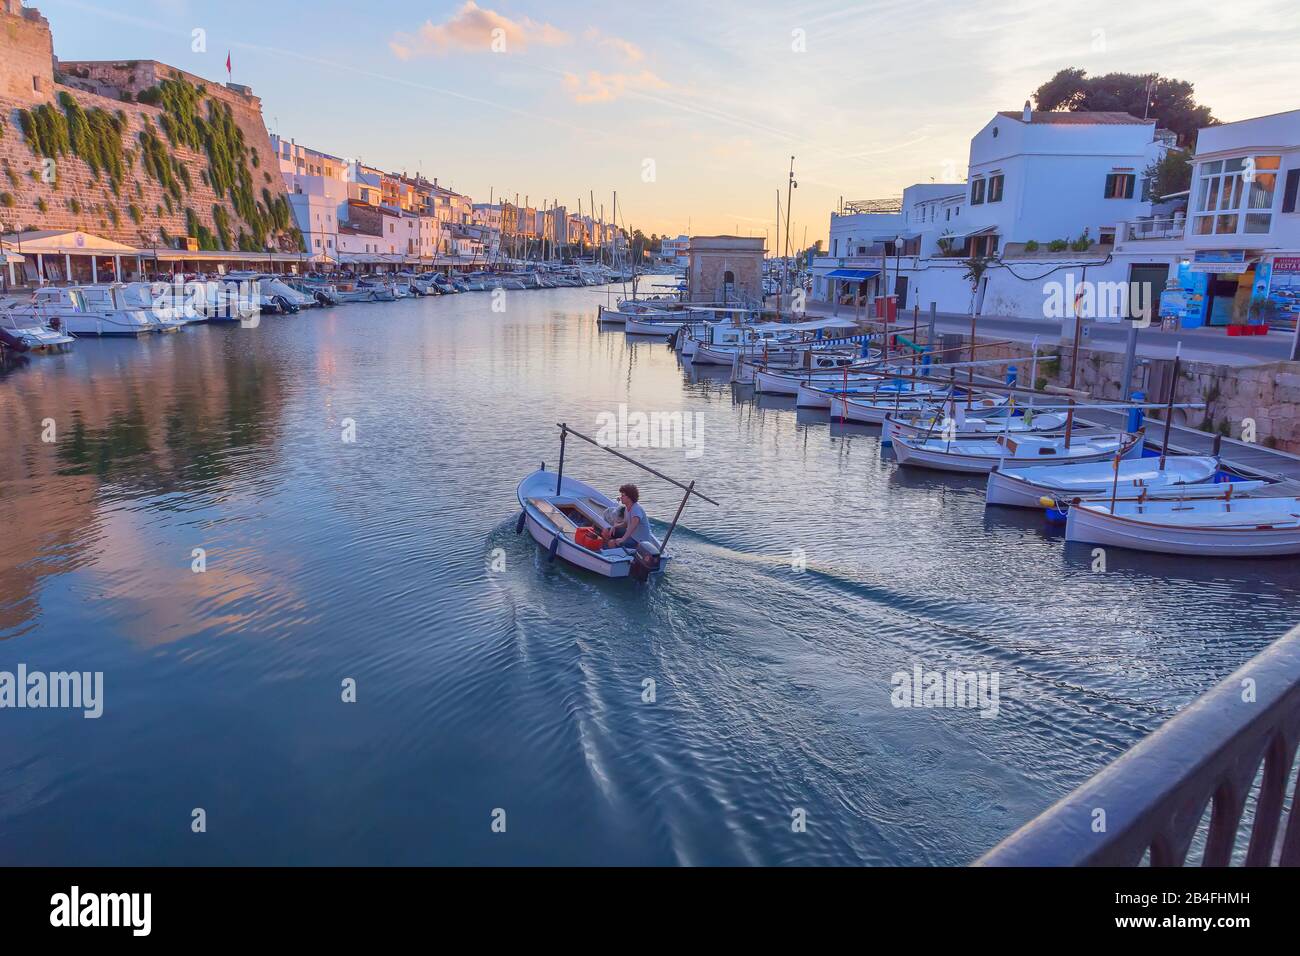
[1113,107,1300,329]
[814,104,1175,321]
[660,234,689,268]
[271,135,349,264]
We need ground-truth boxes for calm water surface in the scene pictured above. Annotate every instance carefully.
[2,285,1298,865]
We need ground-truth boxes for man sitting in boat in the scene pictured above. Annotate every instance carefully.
[601,484,654,551]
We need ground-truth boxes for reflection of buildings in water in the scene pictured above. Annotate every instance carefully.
[0,332,290,639]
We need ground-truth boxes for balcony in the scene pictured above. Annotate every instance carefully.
[1122,216,1187,242]
[978,623,1300,866]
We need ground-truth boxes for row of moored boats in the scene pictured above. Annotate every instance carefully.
[600,299,1300,559]
[0,265,627,353]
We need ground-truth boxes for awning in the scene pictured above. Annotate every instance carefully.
[152,249,309,263]
[825,268,880,281]
[961,225,998,239]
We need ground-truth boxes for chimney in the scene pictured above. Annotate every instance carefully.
[1022,100,1032,123]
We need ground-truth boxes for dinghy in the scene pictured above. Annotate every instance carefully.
[514,424,715,579]
[985,455,1224,509]
[1064,493,1300,557]
[892,430,1144,474]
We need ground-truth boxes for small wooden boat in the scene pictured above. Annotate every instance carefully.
[892,430,1144,474]
[883,407,1068,440]
[514,424,715,579]
[985,455,1224,509]
[624,313,692,336]
[1064,493,1300,557]
[794,377,949,407]
[596,306,631,325]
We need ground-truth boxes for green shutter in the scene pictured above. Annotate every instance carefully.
[1104,174,1116,198]
[1124,174,1135,199]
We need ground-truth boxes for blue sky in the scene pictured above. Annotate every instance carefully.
[38,0,1300,245]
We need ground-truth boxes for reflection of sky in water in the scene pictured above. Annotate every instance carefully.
[1,288,1298,865]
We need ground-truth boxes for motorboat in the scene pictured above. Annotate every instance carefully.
[0,309,75,352]
[6,286,155,336]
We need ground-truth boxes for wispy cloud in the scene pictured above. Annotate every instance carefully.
[582,27,644,63]
[390,2,571,59]
[562,69,669,104]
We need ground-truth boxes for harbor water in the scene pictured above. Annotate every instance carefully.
[2,285,1299,865]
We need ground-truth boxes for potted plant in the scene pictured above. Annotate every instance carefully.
[1247,298,1278,334]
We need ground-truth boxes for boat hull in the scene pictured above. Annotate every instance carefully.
[1065,499,1300,557]
[893,433,1143,475]
[985,456,1222,509]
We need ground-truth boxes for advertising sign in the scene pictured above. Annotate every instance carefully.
[1188,249,1248,273]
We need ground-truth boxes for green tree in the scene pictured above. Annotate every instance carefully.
[1144,148,1193,200]
[1032,69,1215,147]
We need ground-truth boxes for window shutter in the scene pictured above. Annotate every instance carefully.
[1104,174,1116,198]
[1283,169,1300,214]
[1124,174,1135,199]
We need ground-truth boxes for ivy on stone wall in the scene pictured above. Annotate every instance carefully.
[138,125,182,200]
[18,103,71,158]
[212,204,233,250]
[17,94,128,193]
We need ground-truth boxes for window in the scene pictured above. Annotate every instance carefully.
[1194,156,1280,235]
[1284,169,1300,214]
[970,178,986,205]
[1104,172,1136,199]
[986,174,1004,203]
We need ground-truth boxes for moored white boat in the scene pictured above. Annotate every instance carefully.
[794,376,947,407]
[623,312,690,336]
[0,310,75,352]
[1064,494,1300,557]
[892,430,1144,474]
[985,455,1223,509]
[882,406,1065,440]
[4,286,154,336]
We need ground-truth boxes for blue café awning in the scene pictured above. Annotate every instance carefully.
[825,268,880,281]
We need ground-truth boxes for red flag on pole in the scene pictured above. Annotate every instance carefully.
[225,51,231,77]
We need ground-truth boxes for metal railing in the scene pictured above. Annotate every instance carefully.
[1122,217,1186,242]
[978,623,1300,866]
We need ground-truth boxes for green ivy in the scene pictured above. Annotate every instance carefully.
[56,92,126,189]
[212,204,233,249]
